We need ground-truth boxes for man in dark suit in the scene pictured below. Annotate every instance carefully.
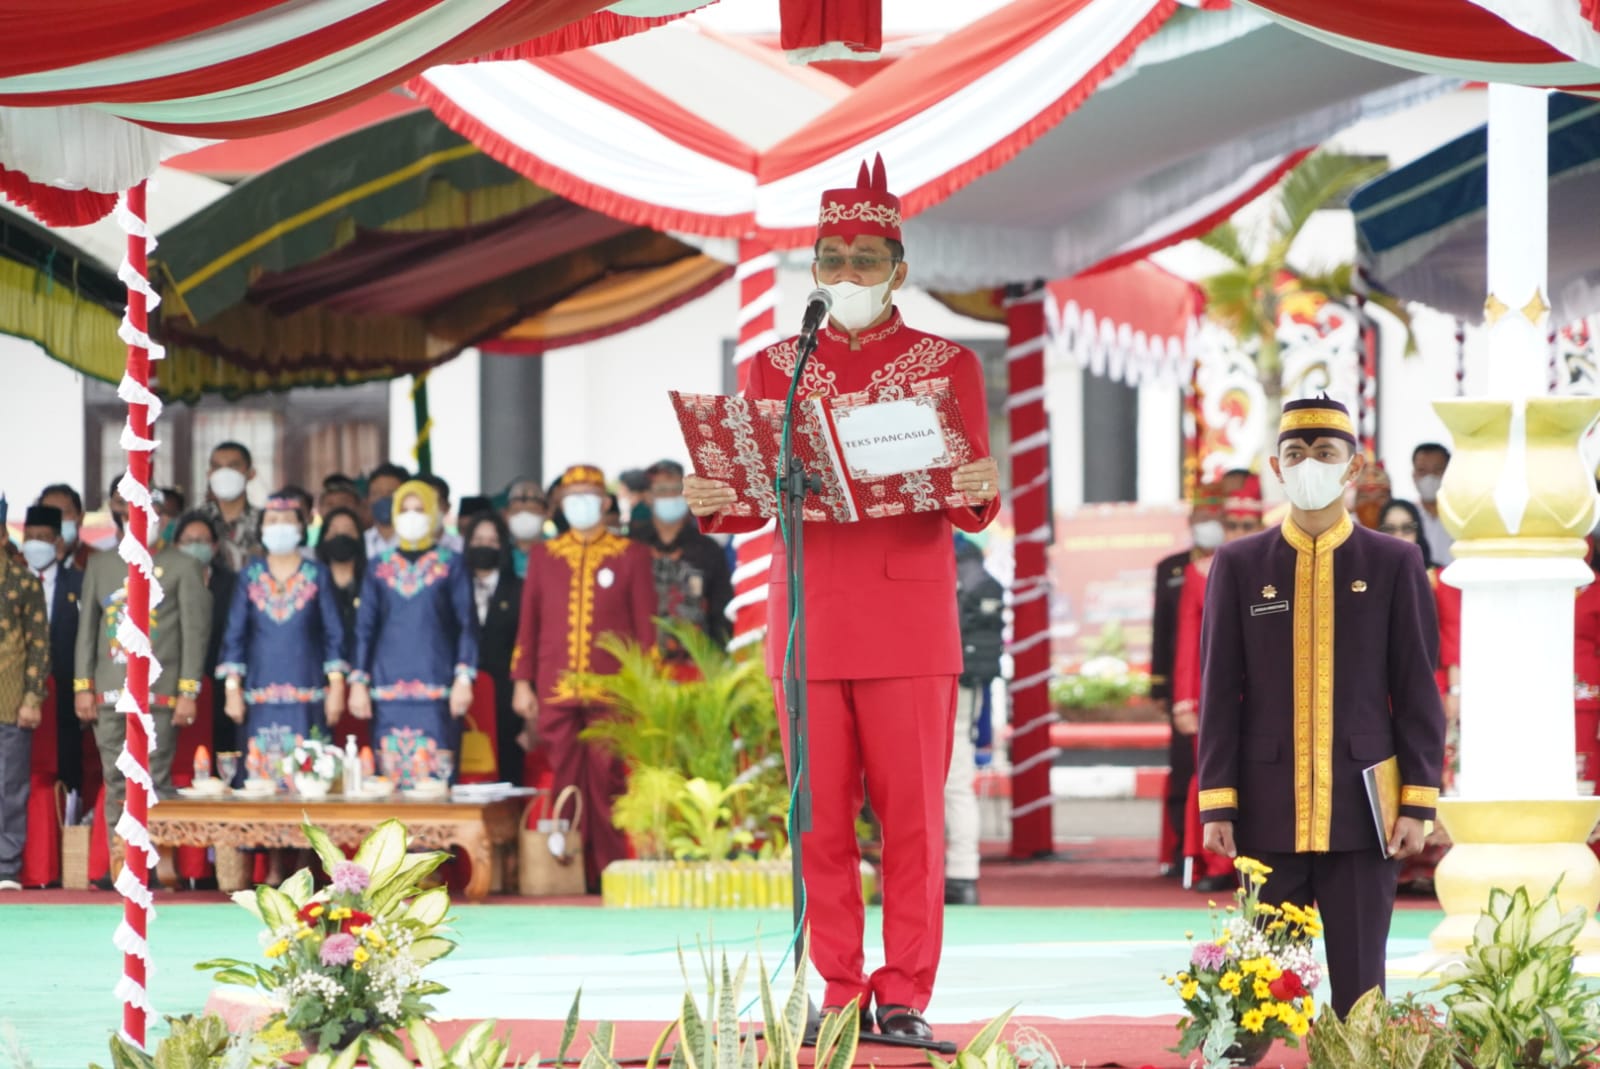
[1197,396,1446,1017]
[20,505,86,794]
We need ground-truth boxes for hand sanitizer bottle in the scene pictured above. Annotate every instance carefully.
[344,735,362,795]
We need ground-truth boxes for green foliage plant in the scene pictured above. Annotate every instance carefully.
[1305,990,1455,1069]
[1434,884,1600,1069]
[1049,671,1150,711]
[558,933,859,1069]
[926,1009,1019,1069]
[584,621,788,859]
[1198,150,1414,426]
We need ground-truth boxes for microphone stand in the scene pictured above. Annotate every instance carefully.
[775,328,957,1057]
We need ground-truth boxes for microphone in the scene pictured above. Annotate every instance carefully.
[798,288,833,348]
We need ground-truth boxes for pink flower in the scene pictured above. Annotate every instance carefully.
[331,862,370,894]
[320,933,358,966]
[1190,941,1227,971]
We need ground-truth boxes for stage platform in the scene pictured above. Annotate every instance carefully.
[0,834,1454,1068]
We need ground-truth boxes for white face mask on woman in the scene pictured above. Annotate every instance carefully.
[394,510,432,544]
[1280,458,1353,512]
[261,523,302,555]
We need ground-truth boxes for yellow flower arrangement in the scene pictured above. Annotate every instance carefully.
[1165,856,1325,1062]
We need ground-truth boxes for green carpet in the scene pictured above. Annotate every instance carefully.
[0,904,1448,1068]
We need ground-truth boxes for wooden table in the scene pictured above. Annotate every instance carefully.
[147,794,528,902]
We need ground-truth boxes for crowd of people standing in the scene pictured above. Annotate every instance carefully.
[0,445,738,892]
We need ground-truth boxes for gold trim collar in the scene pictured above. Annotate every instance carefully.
[1280,512,1355,555]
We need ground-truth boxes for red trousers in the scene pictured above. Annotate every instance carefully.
[20,682,60,887]
[1183,738,1234,882]
[778,675,956,1013]
[537,702,630,891]
[1579,706,1600,862]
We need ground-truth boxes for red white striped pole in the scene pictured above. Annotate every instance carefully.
[727,238,781,653]
[1005,283,1056,858]
[113,181,163,1047]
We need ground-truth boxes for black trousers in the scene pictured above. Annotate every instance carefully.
[1246,846,1399,1018]
[1163,725,1195,859]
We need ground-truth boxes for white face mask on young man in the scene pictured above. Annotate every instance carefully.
[1280,458,1354,512]
[209,467,247,502]
[1191,520,1225,551]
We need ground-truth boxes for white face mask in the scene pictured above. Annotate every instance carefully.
[562,493,604,532]
[21,540,57,571]
[60,519,78,546]
[261,523,302,556]
[394,510,432,544]
[508,511,545,542]
[1191,520,1225,551]
[1415,473,1442,503]
[209,467,247,502]
[820,279,894,333]
[1280,458,1353,512]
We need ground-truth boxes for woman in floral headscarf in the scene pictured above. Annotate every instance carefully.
[347,480,477,785]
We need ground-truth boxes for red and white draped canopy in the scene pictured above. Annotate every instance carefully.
[1237,0,1600,93]
[415,0,1457,290]
[0,0,885,225]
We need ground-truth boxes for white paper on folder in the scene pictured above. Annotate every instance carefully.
[833,398,947,478]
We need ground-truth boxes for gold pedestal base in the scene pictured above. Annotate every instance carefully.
[1429,798,1600,953]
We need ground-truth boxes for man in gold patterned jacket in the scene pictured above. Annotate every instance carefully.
[511,464,656,891]
[0,540,50,891]
[1197,397,1446,1017]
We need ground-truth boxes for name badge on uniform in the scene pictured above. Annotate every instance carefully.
[1250,601,1290,617]
[597,567,615,589]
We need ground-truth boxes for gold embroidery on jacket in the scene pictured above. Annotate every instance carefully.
[542,531,630,702]
[1281,513,1353,851]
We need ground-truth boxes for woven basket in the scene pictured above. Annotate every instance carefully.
[216,847,252,893]
[58,784,90,890]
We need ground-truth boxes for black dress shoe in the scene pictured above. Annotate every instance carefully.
[875,1006,933,1041]
[92,875,115,892]
[1192,874,1237,893]
[944,878,979,906]
[820,1004,874,1034]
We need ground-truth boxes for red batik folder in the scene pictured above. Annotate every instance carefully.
[669,377,980,524]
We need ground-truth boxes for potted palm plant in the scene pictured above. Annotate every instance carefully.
[581,621,872,908]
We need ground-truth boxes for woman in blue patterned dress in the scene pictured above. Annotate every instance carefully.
[217,495,348,779]
[347,480,477,783]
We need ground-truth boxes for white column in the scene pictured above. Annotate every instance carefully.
[1483,84,1550,398]
[1450,84,1585,801]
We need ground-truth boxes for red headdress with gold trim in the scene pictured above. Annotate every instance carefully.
[1224,474,1263,517]
[817,153,903,244]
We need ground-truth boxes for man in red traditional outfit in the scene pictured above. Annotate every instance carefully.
[686,156,1001,1040]
[1174,476,1263,891]
[510,465,656,892]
